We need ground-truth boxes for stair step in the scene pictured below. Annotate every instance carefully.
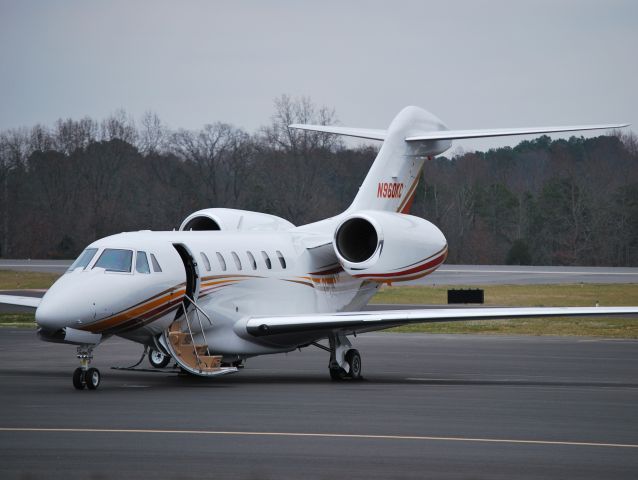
[196,355,223,371]
[168,332,190,346]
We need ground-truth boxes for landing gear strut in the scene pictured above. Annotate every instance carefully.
[72,345,100,390]
[328,333,362,381]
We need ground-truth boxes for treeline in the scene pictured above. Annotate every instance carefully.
[0,96,636,265]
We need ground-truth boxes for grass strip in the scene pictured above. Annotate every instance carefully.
[0,270,60,290]
[372,284,638,338]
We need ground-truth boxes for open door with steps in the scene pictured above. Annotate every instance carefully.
[160,244,237,377]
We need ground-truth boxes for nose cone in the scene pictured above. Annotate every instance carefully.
[35,277,95,331]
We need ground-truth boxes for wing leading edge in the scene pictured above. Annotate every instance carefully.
[246,306,638,337]
[0,294,41,309]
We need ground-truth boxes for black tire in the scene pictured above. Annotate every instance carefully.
[72,367,85,390]
[148,349,171,368]
[85,368,100,390]
[345,349,362,380]
[329,366,346,381]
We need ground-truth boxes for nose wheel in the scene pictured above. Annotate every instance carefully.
[72,345,101,390]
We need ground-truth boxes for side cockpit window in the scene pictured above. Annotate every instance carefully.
[150,253,162,273]
[135,251,151,274]
[94,249,133,273]
[67,248,98,272]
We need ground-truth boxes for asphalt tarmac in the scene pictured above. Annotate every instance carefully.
[0,329,636,479]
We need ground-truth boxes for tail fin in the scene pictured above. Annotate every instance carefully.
[290,107,628,214]
[347,106,450,213]
[292,106,451,213]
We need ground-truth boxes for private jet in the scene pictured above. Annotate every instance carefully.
[1,106,636,390]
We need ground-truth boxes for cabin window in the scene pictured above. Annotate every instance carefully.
[94,249,133,273]
[67,248,98,272]
[135,251,151,274]
[150,253,162,272]
[261,251,272,269]
[247,251,257,270]
[216,252,227,271]
[276,250,287,269]
[201,252,211,271]
[231,251,242,270]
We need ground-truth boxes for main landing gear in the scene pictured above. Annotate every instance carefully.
[72,345,101,390]
[327,332,362,381]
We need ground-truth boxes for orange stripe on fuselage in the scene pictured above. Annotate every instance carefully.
[396,170,421,214]
[83,287,186,333]
[82,276,257,334]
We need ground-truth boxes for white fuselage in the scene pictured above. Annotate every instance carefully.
[36,224,439,357]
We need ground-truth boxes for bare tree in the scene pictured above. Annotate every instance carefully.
[53,117,99,155]
[138,111,167,155]
[100,109,137,144]
[260,94,341,154]
[169,122,240,205]
[0,128,30,256]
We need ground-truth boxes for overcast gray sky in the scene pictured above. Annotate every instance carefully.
[1,0,636,152]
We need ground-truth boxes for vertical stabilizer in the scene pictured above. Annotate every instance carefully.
[347,106,451,213]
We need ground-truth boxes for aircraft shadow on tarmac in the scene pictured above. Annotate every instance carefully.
[4,368,637,390]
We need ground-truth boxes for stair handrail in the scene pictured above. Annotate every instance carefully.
[183,294,213,326]
[184,294,212,357]
[181,301,203,371]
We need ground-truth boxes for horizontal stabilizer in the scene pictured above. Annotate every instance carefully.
[288,124,386,141]
[405,124,629,142]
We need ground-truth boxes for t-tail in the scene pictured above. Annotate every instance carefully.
[290,107,628,214]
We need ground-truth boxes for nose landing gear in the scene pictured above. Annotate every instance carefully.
[72,345,101,390]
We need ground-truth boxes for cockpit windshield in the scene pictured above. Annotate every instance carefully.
[67,248,98,272]
[93,249,133,273]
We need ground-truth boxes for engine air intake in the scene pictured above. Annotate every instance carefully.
[335,217,378,263]
[182,216,220,231]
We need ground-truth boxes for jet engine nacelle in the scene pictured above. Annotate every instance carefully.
[333,210,447,282]
[180,208,295,232]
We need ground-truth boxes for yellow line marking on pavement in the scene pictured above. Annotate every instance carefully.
[0,427,636,449]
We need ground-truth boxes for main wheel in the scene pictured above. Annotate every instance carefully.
[148,349,170,368]
[329,366,346,381]
[72,367,85,390]
[85,367,100,390]
[345,349,362,380]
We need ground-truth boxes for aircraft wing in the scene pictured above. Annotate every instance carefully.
[245,306,638,337]
[0,294,41,309]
